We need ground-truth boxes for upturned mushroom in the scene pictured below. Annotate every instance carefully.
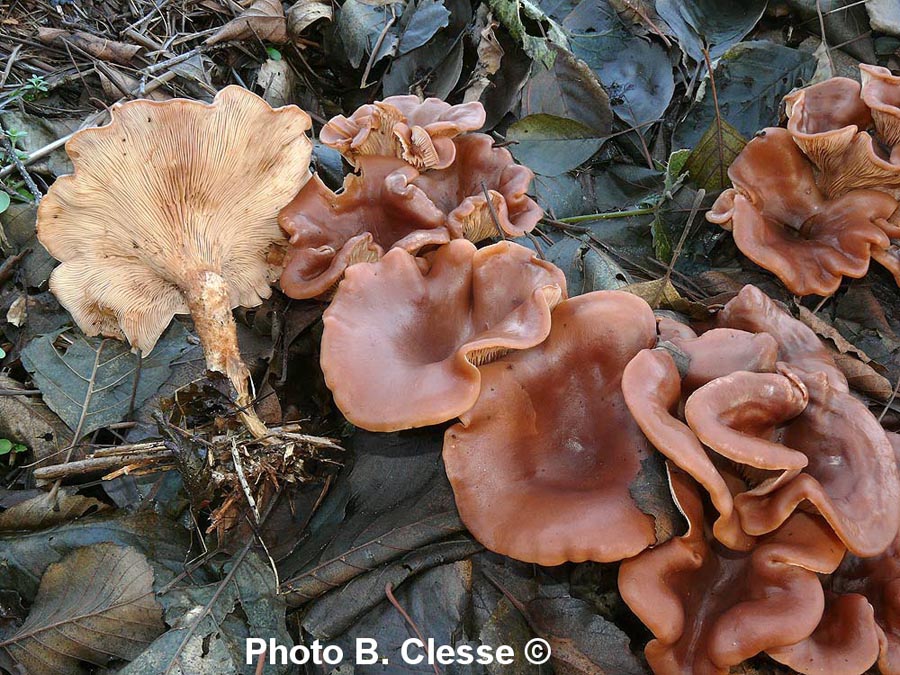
[278,156,450,299]
[443,290,664,565]
[319,239,566,431]
[319,96,486,169]
[706,128,900,296]
[37,86,313,437]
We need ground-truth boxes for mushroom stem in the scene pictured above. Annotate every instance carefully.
[183,270,268,439]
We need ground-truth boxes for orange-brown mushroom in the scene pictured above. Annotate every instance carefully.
[443,290,664,565]
[618,467,846,675]
[706,128,899,296]
[622,327,782,551]
[715,284,847,391]
[772,433,900,675]
[319,239,566,432]
[409,134,543,241]
[36,86,312,437]
[319,96,485,170]
[278,156,450,299]
[861,64,900,150]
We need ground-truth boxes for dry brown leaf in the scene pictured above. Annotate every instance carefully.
[37,28,141,64]
[257,58,295,107]
[287,0,333,37]
[0,490,108,532]
[797,305,893,400]
[0,544,164,673]
[621,278,712,320]
[464,7,504,103]
[0,375,72,463]
[99,68,171,102]
[206,0,289,45]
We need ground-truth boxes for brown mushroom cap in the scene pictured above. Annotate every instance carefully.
[37,86,312,436]
[716,284,848,391]
[443,290,661,565]
[618,468,846,675]
[784,77,872,185]
[278,156,450,299]
[706,129,898,296]
[731,367,900,558]
[319,96,486,170]
[622,348,752,551]
[410,134,543,240]
[319,239,566,432]
[861,64,900,149]
[767,592,881,675]
[669,328,779,393]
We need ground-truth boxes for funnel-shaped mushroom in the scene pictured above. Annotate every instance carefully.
[320,239,566,432]
[410,134,543,241]
[861,64,900,149]
[706,129,899,296]
[320,96,486,169]
[619,468,846,675]
[278,156,450,299]
[37,86,313,437]
[784,77,872,192]
[443,290,664,565]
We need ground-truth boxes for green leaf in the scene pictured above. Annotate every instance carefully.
[265,46,282,60]
[21,323,193,441]
[507,114,605,176]
[0,192,10,214]
[487,0,568,68]
[684,118,747,191]
[0,439,11,455]
[674,41,816,149]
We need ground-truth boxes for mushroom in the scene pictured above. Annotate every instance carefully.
[861,64,900,150]
[408,134,544,241]
[622,327,781,551]
[773,434,900,675]
[278,156,450,299]
[618,467,846,675]
[706,128,900,296]
[714,284,847,391]
[37,86,313,437]
[443,290,664,565]
[319,239,566,432]
[319,96,486,170]
[783,76,872,196]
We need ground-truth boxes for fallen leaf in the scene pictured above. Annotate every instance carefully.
[0,374,71,463]
[21,323,194,441]
[37,28,141,64]
[0,490,108,532]
[257,57,294,107]
[0,544,164,673]
[463,7,503,102]
[797,305,894,400]
[5,294,25,327]
[206,0,289,45]
[621,278,712,319]
[287,0,333,37]
[684,117,747,191]
[507,114,605,176]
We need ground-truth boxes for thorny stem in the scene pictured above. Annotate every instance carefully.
[183,270,269,440]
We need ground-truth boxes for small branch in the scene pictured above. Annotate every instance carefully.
[0,120,42,202]
[545,206,656,225]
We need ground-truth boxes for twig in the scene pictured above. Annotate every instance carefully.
[815,0,834,74]
[0,118,43,202]
[702,47,727,190]
[33,449,172,481]
[0,45,21,89]
[231,437,260,524]
[385,583,441,675]
[360,7,397,88]
[0,248,29,285]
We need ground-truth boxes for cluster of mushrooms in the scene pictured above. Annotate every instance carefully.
[32,80,900,674]
[708,63,900,297]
